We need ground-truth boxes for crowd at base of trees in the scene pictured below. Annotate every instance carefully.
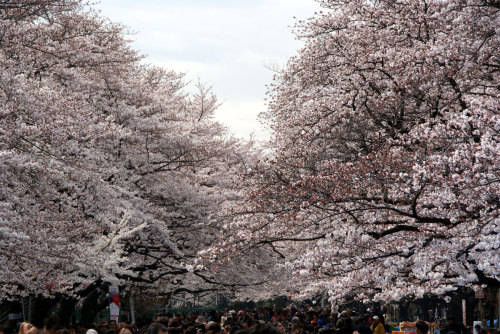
[1,0,499,308]
[2,292,497,334]
[1,286,498,334]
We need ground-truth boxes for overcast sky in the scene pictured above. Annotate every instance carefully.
[95,0,322,139]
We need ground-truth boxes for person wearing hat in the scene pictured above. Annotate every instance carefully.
[97,322,107,334]
[370,316,384,334]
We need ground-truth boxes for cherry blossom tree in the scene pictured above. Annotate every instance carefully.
[113,79,280,298]
[210,0,500,303]
[0,0,267,299]
[0,0,143,297]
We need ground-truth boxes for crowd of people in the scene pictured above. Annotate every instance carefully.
[14,306,480,334]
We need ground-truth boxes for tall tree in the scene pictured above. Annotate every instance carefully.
[210,0,500,303]
[0,0,263,298]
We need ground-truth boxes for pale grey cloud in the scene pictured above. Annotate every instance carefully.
[95,0,322,138]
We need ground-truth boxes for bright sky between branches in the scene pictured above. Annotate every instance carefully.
[96,0,323,139]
